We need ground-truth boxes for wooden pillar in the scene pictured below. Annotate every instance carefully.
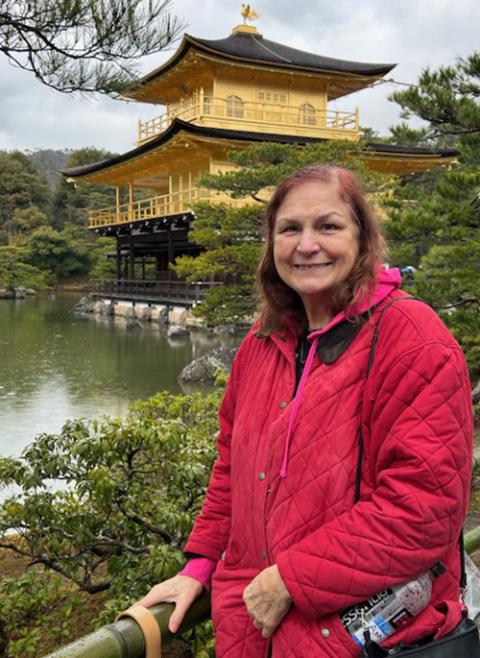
[129,238,135,280]
[115,186,121,217]
[141,257,146,280]
[155,254,162,280]
[128,184,134,221]
[167,230,174,268]
[116,241,122,280]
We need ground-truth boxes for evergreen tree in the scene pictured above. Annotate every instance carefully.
[51,147,118,230]
[0,151,49,244]
[385,52,480,378]
[0,0,184,94]
[26,226,92,280]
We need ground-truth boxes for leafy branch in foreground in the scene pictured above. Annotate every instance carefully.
[0,390,221,600]
[0,0,184,94]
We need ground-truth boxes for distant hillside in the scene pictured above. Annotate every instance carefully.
[27,149,71,189]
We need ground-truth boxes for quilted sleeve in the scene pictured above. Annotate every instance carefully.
[276,339,473,618]
[183,339,245,562]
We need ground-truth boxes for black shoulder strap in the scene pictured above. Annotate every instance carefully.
[354,295,466,589]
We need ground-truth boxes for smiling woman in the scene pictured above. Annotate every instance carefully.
[272,178,360,329]
[259,166,385,333]
[135,165,474,658]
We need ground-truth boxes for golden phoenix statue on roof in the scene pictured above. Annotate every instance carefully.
[241,4,260,24]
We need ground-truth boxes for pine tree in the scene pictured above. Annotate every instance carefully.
[385,53,480,377]
[0,0,183,94]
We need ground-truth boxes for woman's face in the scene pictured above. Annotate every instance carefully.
[273,179,360,321]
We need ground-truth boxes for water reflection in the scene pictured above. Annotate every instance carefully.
[0,294,239,458]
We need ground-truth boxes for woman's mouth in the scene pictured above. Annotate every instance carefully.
[293,263,333,270]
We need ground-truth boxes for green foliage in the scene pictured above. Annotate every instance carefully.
[27,149,71,189]
[0,246,51,290]
[387,51,480,377]
[0,388,222,655]
[0,151,50,245]
[89,237,118,280]
[390,53,480,144]
[0,148,118,287]
[26,227,92,280]
[1,0,184,95]
[0,570,84,657]
[51,148,118,230]
[174,140,389,325]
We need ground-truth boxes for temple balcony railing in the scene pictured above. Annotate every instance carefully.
[136,93,361,144]
[91,278,222,305]
[88,187,213,228]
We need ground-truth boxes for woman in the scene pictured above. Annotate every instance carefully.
[139,165,473,657]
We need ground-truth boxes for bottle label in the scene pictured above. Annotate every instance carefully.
[340,590,413,647]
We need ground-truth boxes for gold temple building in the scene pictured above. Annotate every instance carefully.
[62,16,457,306]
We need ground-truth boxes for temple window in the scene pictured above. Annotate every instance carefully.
[300,103,316,125]
[226,95,244,118]
[258,90,288,105]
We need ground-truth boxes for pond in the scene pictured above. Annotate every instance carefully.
[0,293,234,459]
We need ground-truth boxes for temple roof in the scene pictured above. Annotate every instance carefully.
[189,32,395,76]
[62,119,458,180]
[121,30,396,101]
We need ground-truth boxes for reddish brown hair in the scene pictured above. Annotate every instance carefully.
[256,165,386,334]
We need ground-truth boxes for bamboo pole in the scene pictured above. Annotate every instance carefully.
[41,522,480,657]
[43,596,210,658]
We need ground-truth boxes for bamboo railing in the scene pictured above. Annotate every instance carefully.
[43,525,480,657]
[43,595,210,658]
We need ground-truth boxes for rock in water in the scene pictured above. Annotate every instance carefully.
[167,325,190,339]
[179,346,237,385]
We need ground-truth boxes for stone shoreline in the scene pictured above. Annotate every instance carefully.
[74,295,208,328]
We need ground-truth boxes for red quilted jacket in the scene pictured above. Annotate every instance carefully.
[185,274,473,657]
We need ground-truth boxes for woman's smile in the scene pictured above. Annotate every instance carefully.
[292,262,333,269]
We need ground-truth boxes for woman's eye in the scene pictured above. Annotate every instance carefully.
[321,223,337,231]
[280,225,298,233]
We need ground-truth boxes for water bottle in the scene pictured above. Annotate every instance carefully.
[340,563,445,648]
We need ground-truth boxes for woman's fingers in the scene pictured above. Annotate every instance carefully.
[135,575,203,634]
[168,590,197,633]
[243,565,291,637]
[137,581,173,608]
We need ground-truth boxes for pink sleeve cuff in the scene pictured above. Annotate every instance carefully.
[179,557,216,591]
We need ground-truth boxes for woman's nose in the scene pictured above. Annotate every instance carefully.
[296,231,320,254]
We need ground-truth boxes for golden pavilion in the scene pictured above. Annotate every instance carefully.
[62,14,457,305]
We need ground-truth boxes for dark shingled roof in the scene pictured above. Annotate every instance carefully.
[133,31,396,91]
[189,31,396,76]
[61,119,458,179]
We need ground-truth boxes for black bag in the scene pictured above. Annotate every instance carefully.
[364,617,480,657]
[358,298,480,658]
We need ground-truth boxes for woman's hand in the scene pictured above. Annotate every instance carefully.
[243,564,292,638]
[137,574,203,633]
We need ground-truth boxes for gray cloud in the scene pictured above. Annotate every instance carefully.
[0,0,477,153]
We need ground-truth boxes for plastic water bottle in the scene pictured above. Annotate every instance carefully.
[340,563,444,648]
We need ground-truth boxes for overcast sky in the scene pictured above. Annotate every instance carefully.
[1,0,477,154]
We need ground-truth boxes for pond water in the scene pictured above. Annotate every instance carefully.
[0,293,234,459]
